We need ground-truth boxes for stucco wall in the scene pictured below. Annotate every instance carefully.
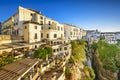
[23,23,41,43]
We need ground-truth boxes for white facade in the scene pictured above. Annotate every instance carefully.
[115,32,120,40]
[101,32,117,44]
[63,24,86,40]
[86,30,101,43]
[41,21,64,40]
[23,22,41,43]
[2,6,65,43]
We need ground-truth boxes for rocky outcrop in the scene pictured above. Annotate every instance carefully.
[71,63,83,80]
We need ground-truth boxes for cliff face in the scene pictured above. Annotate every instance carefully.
[71,63,84,80]
[92,50,117,80]
[65,40,95,80]
[68,53,95,80]
[65,57,86,80]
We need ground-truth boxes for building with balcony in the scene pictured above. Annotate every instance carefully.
[2,6,65,44]
[41,22,64,41]
[2,6,43,42]
[0,6,76,80]
[1,17,14,35]
[0,6,71,58]
[63,24,86,40]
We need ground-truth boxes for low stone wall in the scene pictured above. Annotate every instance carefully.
[0,35,11,45]
[0,35,11,41]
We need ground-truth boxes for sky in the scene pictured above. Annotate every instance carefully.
[0,0,120,32]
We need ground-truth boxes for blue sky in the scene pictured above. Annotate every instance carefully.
[0,0,120,32]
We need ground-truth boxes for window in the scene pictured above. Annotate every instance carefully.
[61,34,63,38]
[64,47,67,50]
[53,49,56,52]
[51,41,53,44]
[41,33,43,38]
[34,33,37,39]
[47,34,49,38]
[54,34,57,38]
[57,41,59,44]
[41,26,43,30]
[30,13,33,16]
[61,27,63,30]
[58,26,60,30]
[60,48,62,51]
[35,26,37,29]
[17,30,19,35]
[41,21,43,25]
[48,21,51,25]
[25,26,27,29]
[48,27,50,29]
[57,49,59,51]
[40,16,43,19]
[14,22,18,26]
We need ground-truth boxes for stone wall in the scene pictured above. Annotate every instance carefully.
[0,35,11,45]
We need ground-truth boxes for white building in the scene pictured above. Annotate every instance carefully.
[115,32,120,40]
[1,6,71,57]
[2,6,65,43]
[86,30,101,43]
[101,32,117,44]
[63,24,86,40]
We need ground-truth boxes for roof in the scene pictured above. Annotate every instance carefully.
[0,43,29,50]
[101,32,116,34]
[63,23,86,31]
[27,8,41,14]
[0,58,39,80]
[63,23,80,28]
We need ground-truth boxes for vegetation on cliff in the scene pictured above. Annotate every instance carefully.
[65,40,95,80]
[81,66,95,80]
[71,40,86,64]
[92,41,120,72]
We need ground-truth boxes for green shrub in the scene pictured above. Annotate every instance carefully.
[82,66,95,80]
[0,57,15,67]
[65,66,72,78]
[33,47,52,59]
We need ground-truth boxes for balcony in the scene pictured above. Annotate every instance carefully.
[42,24,57,30]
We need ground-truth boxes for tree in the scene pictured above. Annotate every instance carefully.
[0,57,15,67]
[33,47,52,59]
